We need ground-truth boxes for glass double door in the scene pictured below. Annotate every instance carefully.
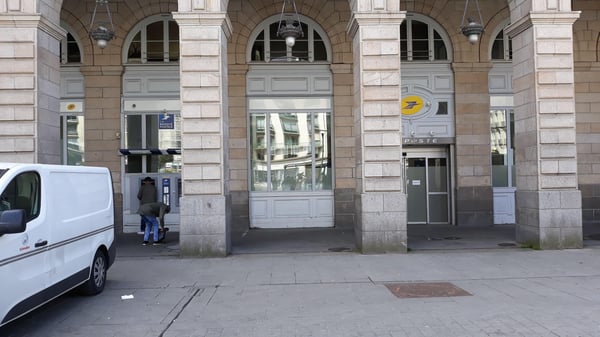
[405,148,450,224]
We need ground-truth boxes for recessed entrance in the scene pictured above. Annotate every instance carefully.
[404,147,450,224]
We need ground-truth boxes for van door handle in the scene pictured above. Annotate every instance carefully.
[35,240,48,248]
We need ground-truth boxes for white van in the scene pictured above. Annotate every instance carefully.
[0,163,116,327]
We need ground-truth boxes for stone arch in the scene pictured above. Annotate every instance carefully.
[401,0,510,62]
[597,34,600,62]
[60,0,178,65]
[228,0,351,65]
[571,6,600,63]
[571,30,600,62]
[245,14,332,62]
[59,9,91,64]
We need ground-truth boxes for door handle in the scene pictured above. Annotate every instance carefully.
[35,240,48,248]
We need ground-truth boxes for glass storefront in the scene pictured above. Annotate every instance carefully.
[250,111,331,192]
[124,113,181,174]
[490,108,515,188]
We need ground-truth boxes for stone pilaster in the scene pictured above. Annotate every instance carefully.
[506,2,582,249]
[453,62,494,226]
[80,65,124,232]
[173,9,232,257]
[331,63,356,230]
[348,7,407,253]
[0,11,65,163]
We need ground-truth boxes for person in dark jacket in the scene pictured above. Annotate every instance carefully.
[138,202,170,245]
[137,176,157,233]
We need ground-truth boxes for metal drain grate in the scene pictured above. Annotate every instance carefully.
[385,282,472,298]
[498,242,517,247]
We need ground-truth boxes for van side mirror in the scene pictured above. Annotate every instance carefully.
[0,209,27,235]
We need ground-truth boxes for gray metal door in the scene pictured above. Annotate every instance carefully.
[405,148,449,224]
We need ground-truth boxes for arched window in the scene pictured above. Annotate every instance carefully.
[123,14,179,64]
[490,21,512,61]
[60,23,82,64]
[247,15,331,63]
[401,14,451,62]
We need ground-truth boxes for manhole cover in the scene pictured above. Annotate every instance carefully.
[427,237,443,241]
[385,282,471,298]
[328,247,351,252]
[444,236,461,240]
[498,242,517,247]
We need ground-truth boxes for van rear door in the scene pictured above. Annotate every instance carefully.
[0,170,49,325]
[46,168,114,290]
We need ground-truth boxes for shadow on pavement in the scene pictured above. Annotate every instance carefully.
[113,222,600,257]
[115,232,180,258]
[232,227,356,254]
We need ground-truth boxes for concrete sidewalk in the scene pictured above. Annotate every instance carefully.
[3,239,600,337]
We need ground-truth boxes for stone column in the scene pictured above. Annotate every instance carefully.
[348,2,407,253]
[80,65,124,232]
[453,62,493,226]
[0,4,65,163]
[506,0,582,249]
[174,2,232,257]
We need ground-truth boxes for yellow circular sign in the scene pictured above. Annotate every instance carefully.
[66,103,76,111]
[401,96,424,116]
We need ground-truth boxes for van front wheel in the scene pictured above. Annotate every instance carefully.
[81,250,107,295]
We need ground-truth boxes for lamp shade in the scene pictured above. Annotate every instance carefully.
[460,0,484,45]
[461,18,484,45]
[285,36,296,47]
[89,0,115,49]
[277,0,303,50]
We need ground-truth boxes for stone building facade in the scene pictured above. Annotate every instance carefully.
[0,0,598,256]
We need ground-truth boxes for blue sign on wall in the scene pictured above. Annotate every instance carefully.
[159,113,174,129]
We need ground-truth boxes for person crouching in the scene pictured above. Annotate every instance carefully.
[138,202,171,245]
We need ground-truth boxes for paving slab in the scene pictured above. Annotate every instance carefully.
[3,230,600,337]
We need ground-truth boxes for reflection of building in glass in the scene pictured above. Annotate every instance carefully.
[490,108,515,188]
[66,116,85,165]
[122,113,182,173]
[251,110,330,192]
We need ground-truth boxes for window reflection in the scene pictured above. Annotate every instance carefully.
[272,113,309,191]
[250,114,268,191]
[490,109,515,187]
[60,115,85,165]
[250,111,331,192]
[124,113,182,174]
[314,112,332,190]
